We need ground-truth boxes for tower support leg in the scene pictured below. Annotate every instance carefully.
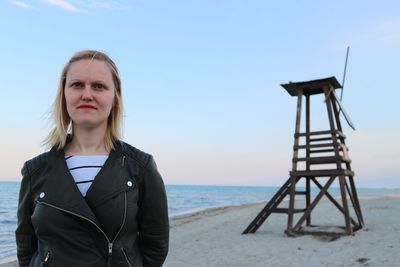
[286,176,297,236]
[339,175,352,235]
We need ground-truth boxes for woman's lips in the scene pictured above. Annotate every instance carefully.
[78,105,97,109]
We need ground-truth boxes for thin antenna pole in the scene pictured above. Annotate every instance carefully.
[340,46,350,101]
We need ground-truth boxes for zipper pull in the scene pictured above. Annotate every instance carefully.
[108,243,113,256]
[44,251,50,263]
[121,156,126,167]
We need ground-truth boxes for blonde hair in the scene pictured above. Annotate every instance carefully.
[44,50,123,152]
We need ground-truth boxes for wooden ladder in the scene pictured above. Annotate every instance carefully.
[242,177,307,234]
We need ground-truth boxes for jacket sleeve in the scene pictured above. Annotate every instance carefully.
[138,156,169,267]
[15,162,37,267]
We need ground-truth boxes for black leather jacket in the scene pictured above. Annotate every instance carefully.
[15,141,169,267]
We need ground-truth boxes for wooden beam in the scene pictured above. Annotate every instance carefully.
[339,175,352,234]
[292,176,336,232]
[311,177,358,226]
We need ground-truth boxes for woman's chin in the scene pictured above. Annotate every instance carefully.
[73,120,107,130]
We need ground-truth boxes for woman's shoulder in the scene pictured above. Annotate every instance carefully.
[22,151,50,177]
[119,141,152,167]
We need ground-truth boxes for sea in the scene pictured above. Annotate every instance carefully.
[1,181,399,261]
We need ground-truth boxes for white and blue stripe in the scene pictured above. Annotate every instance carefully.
[65,155,108,196]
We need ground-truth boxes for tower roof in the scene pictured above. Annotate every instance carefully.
[281,76,342,96]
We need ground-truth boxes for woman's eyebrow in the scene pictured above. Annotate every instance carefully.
[91,79,107,83]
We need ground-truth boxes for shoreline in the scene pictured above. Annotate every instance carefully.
[168,193,400,221]
[2,195,400,267]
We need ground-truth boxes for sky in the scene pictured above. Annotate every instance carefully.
[0,0,399,188]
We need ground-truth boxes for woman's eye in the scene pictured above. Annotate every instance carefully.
[93,83,105,90]
[70,82,84,88]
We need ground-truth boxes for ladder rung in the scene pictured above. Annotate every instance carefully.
[295,191,307,195]
[309,149,335,153]
[295,130,346,138]
[272,208,307,214]
[294,156,350,164]
[309,137,332,142]
[290,169,354,177]
[295,143,338,149]
[296,130,332,137]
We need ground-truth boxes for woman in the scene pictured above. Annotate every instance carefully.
[15,50,169,267]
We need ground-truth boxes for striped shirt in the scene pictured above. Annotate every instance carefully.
[65,155,108,197]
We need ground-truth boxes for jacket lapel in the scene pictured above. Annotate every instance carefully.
[39,143,130,227]
[40,146,100,226]
[85,142,131,209]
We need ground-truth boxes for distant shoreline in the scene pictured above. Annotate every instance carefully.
[1,180,400,190]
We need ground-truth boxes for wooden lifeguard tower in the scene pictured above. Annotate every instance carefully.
[243,76,365,236]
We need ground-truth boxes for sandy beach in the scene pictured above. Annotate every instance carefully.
[2,195,399,267]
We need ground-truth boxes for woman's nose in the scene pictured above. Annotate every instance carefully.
[82,85,93,101]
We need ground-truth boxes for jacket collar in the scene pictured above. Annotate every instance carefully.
[39,141,128,225]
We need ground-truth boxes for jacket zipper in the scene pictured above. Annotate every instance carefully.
[36,192,128,259]
[109,192,128,254]
[43,251,51,264]
[121,248,134,267]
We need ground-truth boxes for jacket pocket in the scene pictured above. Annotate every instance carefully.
[121,248,134,267]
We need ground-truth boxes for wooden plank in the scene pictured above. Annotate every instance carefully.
[344,178,363,227]
[290,169,354,177]
[296,130,346,138]
[295,143,338,149]
[306,178,311,226]
[331,92,344,135]
[271,208,307,214]
[339,175,352,235]
[296,130,331,137]
[286,176,297,236]
[309,137,332,142]
[294,156,350,164]
[309,149,335,153]
[287,90,303,236]
[292,90,303,171]
[331,89,356,130]
[293,230,345,237]
[324,85,342,172]
[347,176,366,228]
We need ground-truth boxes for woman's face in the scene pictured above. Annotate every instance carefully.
[64,59,115,131]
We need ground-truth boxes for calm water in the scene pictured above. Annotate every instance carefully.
[1,181,399,260]
[0,182,19,260]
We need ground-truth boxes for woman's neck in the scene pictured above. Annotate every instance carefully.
[65,126,108,155]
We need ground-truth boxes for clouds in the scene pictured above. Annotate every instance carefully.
[9,0,125,13]
[10,0,36,9]
[43,0,82,13]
